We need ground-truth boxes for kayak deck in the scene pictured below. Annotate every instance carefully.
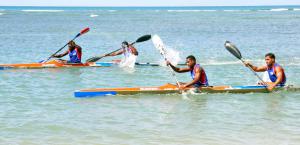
[74,84,300,98]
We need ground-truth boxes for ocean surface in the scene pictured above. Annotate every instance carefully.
[0,6,300,144]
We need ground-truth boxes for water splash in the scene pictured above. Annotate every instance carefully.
[159,46,182,66]
[21,10,64,12]
[181,91,191,100]
[90,14,98,18]
[119,55,137,68]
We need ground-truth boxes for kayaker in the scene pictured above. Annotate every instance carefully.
[102,41,138,58]
[167,55,209,89]
[101,41,138,67]
[52,40,82,63]
[245,53,286,91]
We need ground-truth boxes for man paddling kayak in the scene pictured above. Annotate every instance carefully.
[105,41,138,57]
[100,41,138,67]
[245,53,286,91]
[52,41,82,63]
[167,55,209,89]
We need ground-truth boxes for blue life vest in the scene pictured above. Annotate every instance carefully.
[267,63,286,86]
[68,47,81,63]
[190,64,209,87]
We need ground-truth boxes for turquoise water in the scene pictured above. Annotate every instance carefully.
[1,6,300,144]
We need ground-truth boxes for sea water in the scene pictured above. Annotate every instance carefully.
[0,6,300,144]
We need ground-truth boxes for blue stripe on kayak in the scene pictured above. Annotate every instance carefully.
[94,62,114,67]
[0,66,10,70]
[74,91,117,98]
[232,86,268,89]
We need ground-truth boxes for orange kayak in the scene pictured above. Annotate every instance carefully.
[74,83,300,97]
[0,59,166,69]
[0,60,105,69]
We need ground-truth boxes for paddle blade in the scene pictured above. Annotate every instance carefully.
[135,35,151,43]
[74,27,90,38]
[86,56,102,63]
[80,27,90,35]
[224,41,242,60]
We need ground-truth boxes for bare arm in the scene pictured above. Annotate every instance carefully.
[129,45,138,55]
[245,62,267,72]
[168,62,191,73]
[267,67,284,91]
[106,49,124,56]
[273,67,284,86]
[52,50,68,58]
[184,67,202,87]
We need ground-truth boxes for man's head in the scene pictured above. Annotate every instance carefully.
[68,41,76,48]
[186,55,196,68]
[265,53,276,67]
[122,41,129,48]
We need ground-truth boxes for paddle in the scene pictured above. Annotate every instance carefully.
[152,35,181,87]
[224,41,268,86]
[86,34,151,62]
[42,27,90,63]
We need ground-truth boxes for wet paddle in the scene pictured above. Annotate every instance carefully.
[42,27,90,63]
[224,41,268,86]
[152,35,181,87]
[86,34,151,62]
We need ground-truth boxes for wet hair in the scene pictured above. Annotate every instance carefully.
[186,55,196,61]
[265,53,275,59]
[122,41,129,46]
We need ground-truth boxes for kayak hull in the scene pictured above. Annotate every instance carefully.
[0,60,97,69]
[0,60,165,69]
[74,84,299,98]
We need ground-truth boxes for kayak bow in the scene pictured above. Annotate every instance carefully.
[74,84,300,98]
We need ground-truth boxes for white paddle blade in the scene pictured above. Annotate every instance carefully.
[152,34,166,55]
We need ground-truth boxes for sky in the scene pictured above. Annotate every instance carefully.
[0,0,300,6]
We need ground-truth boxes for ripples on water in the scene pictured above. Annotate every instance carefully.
[0,6,300,144]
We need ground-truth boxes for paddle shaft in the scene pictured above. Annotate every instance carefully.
[224,41,268,87]
[159,47,181,87]
[240,58,268,86]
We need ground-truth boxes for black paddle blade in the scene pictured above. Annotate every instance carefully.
[86,56,102,62]
[135,35,151,43]
[224,41,242,60]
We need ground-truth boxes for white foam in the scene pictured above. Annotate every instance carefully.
[224,10,239,12]
[294,8,300,11]
[21,9,64,12]
[158,46,181,66]
[90,14,98,17]
[258,9,270,12]
[0,13,3,15]
[270,8,289,11]
[108,10,117,12]
[119,54,137,68]
[167,10,216,12]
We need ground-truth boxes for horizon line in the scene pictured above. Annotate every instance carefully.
[1,4,300,7]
